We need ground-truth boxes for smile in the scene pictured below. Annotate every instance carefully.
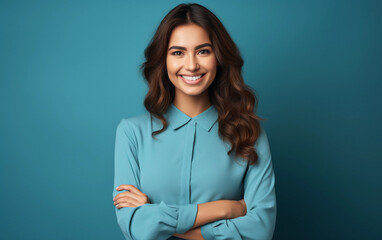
[179,73,206,85]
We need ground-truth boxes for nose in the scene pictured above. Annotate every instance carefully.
[185,54,199,72]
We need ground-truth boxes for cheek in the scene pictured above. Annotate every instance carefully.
[202,57,217,70]
[166,58,181,73]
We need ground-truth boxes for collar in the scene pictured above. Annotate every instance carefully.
[165,103,218,132]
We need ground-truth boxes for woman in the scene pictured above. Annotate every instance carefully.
[112,3,276,240]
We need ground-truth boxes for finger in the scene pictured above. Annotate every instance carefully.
[116,184,144,196]
[113,191,141,202]
[114,195,141,205]
[115,197,141,208]
[116,202,136,209]
[116,184,145,196]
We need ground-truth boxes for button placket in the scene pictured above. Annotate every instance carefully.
[180,120,196,204]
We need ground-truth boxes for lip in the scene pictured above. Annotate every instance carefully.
[179,73,206,85]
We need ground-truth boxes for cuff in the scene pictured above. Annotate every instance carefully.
[166,203,198,234]
[200,219,241,239]
[200,221,215,240]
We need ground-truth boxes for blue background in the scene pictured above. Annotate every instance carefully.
[1,0,381,239]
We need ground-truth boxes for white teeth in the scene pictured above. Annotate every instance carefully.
[181,74,203,81]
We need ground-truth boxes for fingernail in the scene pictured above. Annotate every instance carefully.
[116,187,119,190]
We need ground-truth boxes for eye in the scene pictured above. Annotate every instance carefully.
[198,49,210,55]
[171,51,183,56]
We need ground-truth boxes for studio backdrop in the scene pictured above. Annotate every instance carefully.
[0,0,381,239]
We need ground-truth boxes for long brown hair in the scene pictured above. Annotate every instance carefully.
[139,3,263,165]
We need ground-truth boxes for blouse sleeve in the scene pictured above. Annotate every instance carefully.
[113,119,198,240]
[200,128,277,240]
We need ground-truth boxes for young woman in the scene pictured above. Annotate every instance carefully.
[113,3,276,240]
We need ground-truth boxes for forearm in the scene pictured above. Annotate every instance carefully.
[192,200,229,228]
[172,200,231,239]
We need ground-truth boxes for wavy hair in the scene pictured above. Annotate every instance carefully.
[139,3,263,165]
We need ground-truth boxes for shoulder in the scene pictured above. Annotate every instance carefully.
[255,127,269,147]
[254,126,272,161]
[116,112,152,139]
[119,112,151,127]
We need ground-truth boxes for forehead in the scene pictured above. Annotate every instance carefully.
[168,24,211,46]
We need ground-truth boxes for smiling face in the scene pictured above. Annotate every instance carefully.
[166,23,218,102]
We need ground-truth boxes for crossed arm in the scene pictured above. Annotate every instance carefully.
[173,199,246,240]
[113,184,247,240]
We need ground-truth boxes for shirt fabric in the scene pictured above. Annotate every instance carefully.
[113,103,277,240]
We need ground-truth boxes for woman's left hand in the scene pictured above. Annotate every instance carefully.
[113,184,151,209]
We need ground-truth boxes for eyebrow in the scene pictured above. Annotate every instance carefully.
[168,43,212,51]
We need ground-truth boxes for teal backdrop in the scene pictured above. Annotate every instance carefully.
[1,0,381,239]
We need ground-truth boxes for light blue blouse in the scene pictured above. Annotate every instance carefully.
[113,103,276,240]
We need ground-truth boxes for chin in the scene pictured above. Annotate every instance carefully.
[181,89,207,97]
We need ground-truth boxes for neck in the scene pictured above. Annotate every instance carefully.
[173,91,211,118]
